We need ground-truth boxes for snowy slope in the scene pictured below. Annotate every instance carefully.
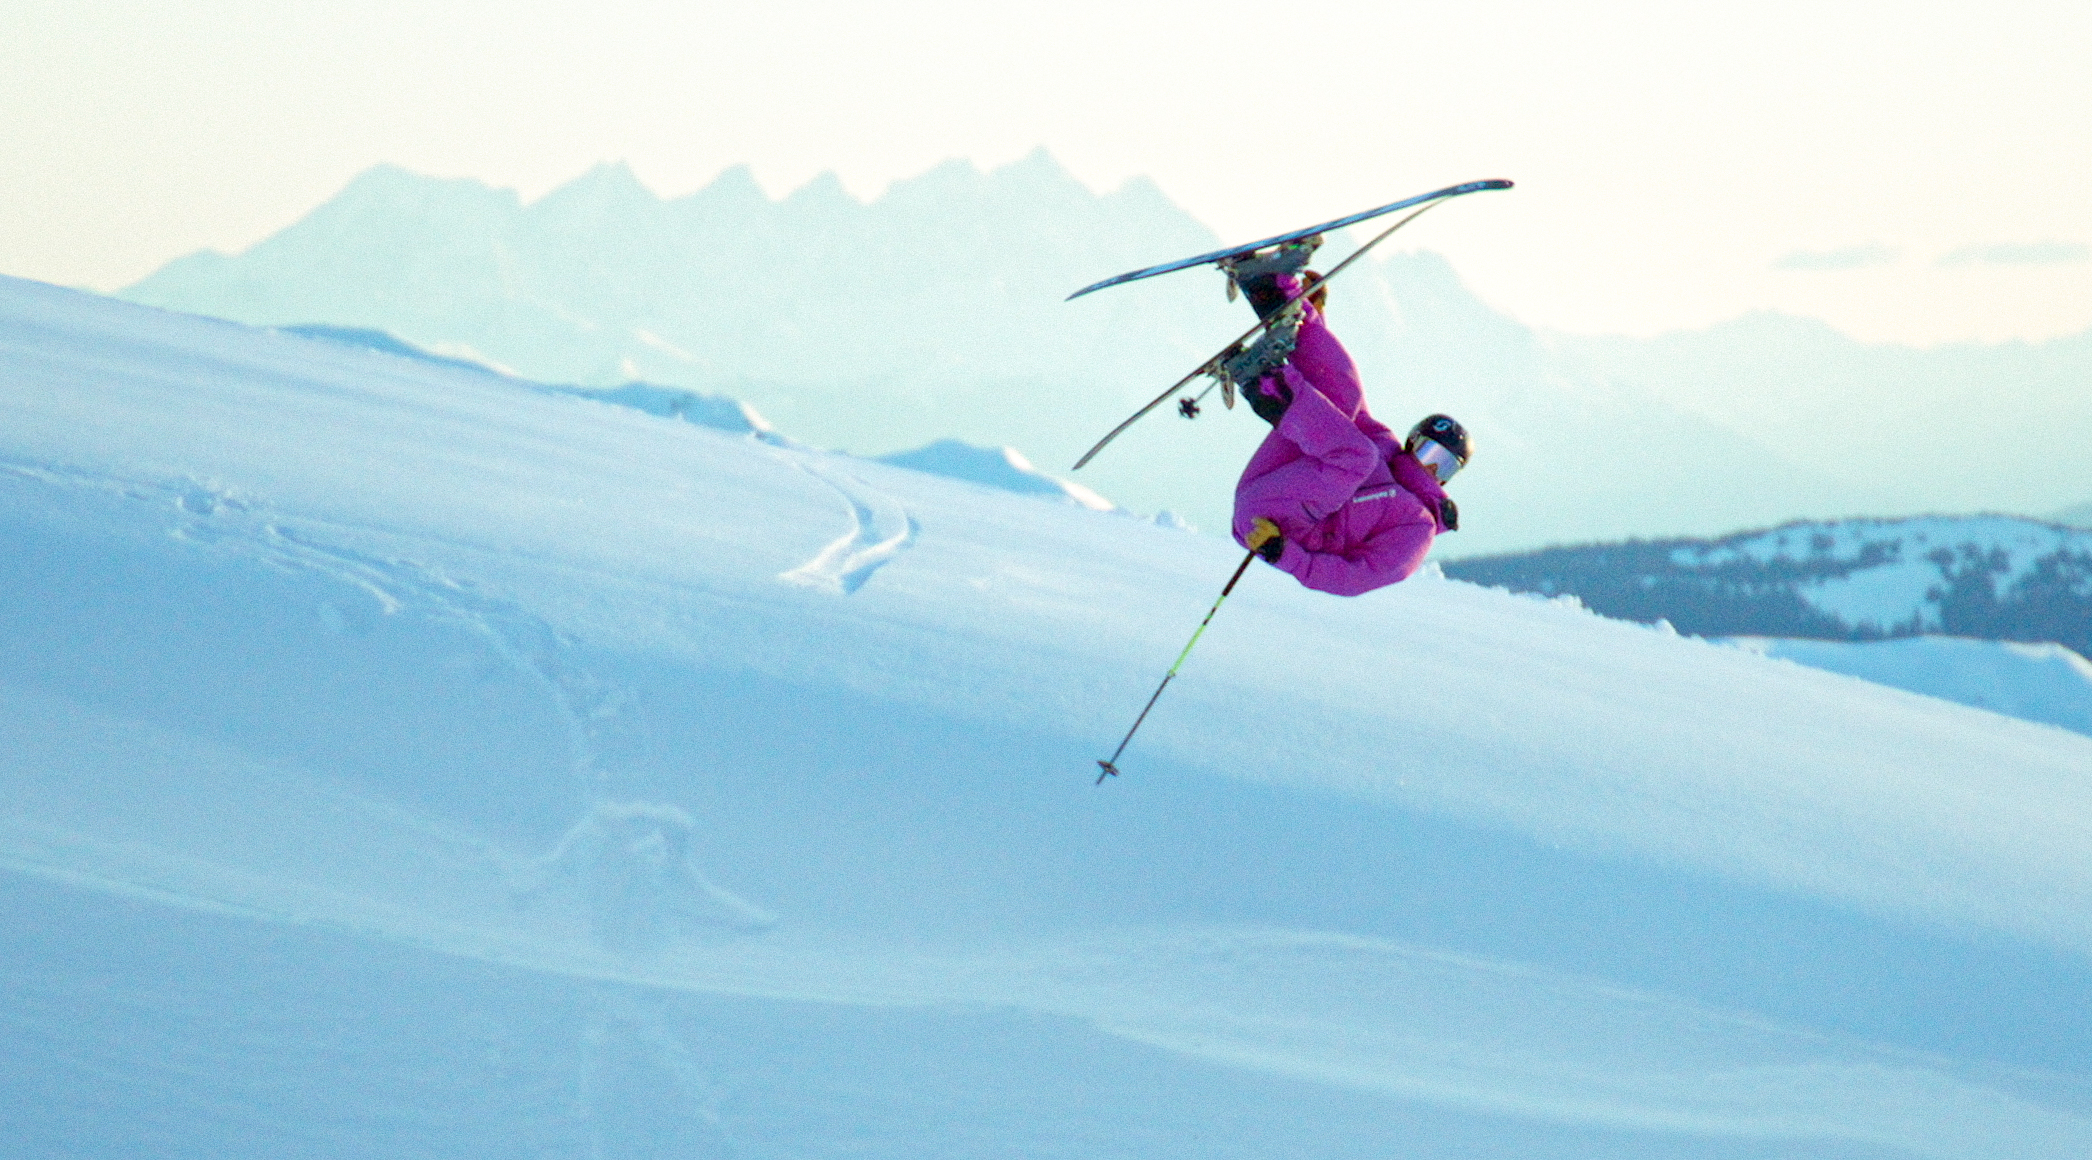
[1728,636,2092,739]
[876,439,1116,511]
[6,274,2092,1158]
[287,318,1113,512]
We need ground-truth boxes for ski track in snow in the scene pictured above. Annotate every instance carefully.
[776,460,918,595]
[1,461,778,950]
[220,483,779,941]
[264,523,625,788]
[139,466,632,795]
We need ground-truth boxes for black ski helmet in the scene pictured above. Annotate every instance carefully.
[1406,414,1470,482]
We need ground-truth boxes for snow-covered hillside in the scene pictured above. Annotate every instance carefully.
[1447,516,2092,656]
[875,439,1116,512]
[1728,636,2092,740]
[289,318,1118,511]
[6,274,2092,1158]
[116,157,2092,554]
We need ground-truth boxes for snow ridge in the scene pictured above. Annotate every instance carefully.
[1729,635,2092,739]
[875,439,1114,511]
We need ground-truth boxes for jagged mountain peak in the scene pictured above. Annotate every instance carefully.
[529,160,659,212]
[1369,247,1506,320]
[520,162,669,247]
[870,157,992,218]
[888,155,987,190]
[322,163,521,220]
[781,169,856,209]
[675,163,768,208]
[874,149,1088,207]
[988,146,1086,191]
[1102,172,1174,208]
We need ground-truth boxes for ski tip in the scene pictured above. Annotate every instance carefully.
[1094,759,1121,785]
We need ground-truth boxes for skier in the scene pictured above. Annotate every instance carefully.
[1220,240,1469,597]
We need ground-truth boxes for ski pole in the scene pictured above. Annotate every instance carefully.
[1096,549,1258,784]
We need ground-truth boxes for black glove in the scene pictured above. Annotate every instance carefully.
[1438,497,1459,532]
[1242,374,1292,426]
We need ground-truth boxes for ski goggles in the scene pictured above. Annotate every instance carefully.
[1410,437,1465,484]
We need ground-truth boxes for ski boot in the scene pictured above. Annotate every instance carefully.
[1218,325,1303,426]
[1220,236,1322,319]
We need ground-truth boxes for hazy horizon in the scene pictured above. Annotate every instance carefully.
[116,152,2092,353]
[5,0,2088,347]
[108,150,2092,550]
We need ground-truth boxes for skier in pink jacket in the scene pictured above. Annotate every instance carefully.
[1221,242,1470,596]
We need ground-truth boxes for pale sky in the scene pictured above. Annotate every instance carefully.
[4,0,2088,345]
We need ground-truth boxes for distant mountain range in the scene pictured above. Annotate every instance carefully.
[1443,516,2092,655]
[119,154,2092,553]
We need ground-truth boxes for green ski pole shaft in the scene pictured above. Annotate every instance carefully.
[1096,549,1258,784]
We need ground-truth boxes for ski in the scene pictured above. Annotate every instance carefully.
[1069,188,1482,470]
[1064,178,1512,301]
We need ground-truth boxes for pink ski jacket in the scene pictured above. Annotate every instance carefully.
[1230,279,1450,597]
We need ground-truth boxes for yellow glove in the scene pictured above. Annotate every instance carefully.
[1248,517,1285,563]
